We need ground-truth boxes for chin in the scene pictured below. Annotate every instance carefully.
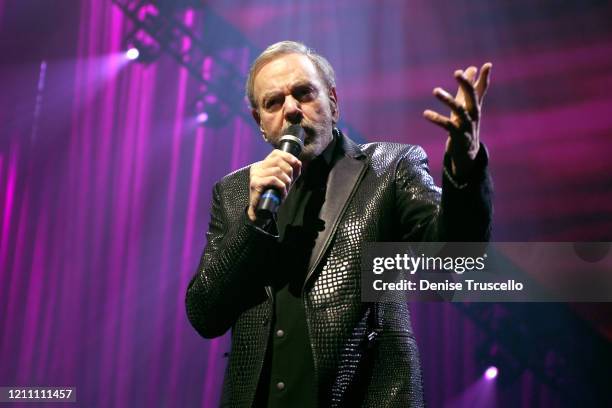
[299,148,318,161]
[299,142,324,160]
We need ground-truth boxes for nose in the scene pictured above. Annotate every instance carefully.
[283,95,303,124]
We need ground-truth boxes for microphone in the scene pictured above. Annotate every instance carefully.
[256,124,305,220]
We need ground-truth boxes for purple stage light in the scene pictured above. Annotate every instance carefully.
[204,94,218,104]
[126,48,140,60]
[196,112,209,124]
[484,366,498,380]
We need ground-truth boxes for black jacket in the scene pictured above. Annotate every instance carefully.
[186,133,492,407]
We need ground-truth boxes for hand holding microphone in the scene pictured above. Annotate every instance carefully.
[248,124,305,222]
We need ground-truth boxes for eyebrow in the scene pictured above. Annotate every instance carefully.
[260,90,282,104]
[260,81,315,103]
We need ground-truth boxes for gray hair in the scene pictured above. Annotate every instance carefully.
[245,41,336,109]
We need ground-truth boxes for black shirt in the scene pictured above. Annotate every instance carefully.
[255,134,338,408]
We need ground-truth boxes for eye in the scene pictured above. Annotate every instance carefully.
[294,86,315,101]
[264,96,283,111]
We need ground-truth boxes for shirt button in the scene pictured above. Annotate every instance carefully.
[276,329,285,338]
[276,382,285,391]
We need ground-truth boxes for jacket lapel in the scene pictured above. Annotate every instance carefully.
[303,133,368,291]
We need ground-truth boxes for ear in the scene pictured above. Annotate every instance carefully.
[328,87,339,124]
[251,108,261,128]
[252,108,268,142]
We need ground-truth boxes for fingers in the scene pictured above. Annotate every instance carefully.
[474,62,492,102]
[256,167,293,186]
[454,68,478,120]
[258,150,302,179]
[251,151,301,194]
[424,62,491,140]
[248,150,302,220]
[423,109,455,132]
[252,175,289,199]
[433,87,471,123]
[463,66,478,82]
[248,173,290,222]
[248,171,290,219]
[272,150,302,179]
[259,158,294,181]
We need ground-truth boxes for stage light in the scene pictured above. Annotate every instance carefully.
[126,48,140,61]
[484,366,498,380]
[196,112,209,124]
[190,93,229,128]
[124,34,161,64]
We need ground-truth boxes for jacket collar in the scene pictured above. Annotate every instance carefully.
[334,127,367,160]
[303,129,369,291]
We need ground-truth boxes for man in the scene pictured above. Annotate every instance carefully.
[186,41,492,407]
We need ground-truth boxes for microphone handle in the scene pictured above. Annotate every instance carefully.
[256,139,302,220]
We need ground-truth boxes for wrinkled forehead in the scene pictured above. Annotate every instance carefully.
[253,54,324,100]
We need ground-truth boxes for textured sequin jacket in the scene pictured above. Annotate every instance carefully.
[186,132,492,407]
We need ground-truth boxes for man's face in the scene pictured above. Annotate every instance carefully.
[252,53,339,161]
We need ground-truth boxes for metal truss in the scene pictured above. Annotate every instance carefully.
[111,0,252,125]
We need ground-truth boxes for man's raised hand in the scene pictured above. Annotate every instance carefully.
[423,63,492,179]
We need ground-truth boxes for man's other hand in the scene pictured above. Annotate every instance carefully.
[248,150,302,222]
[423,63,492,180]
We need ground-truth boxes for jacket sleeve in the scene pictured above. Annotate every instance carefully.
[394,143,492,242]
[185,181,277,339]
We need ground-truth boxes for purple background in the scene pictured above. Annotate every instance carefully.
[1,0,611,406]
